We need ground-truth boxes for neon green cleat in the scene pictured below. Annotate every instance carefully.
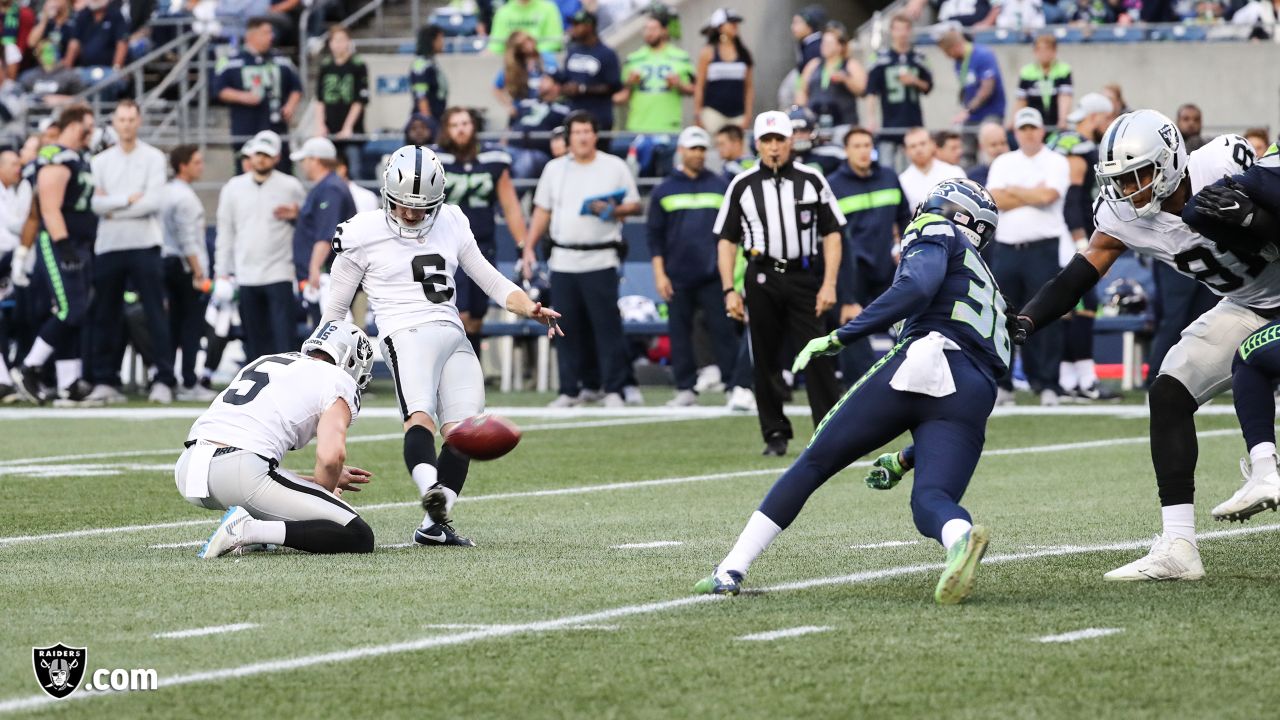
[865,451,908,490]
[693,568,743,595]
[934,525,990,605]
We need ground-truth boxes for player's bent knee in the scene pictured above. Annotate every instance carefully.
[1149,374,1199,417]
[344,516,375,553]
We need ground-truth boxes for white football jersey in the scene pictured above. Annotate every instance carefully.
[187,353,360,461]
[1095,136,1280,309]
[323,206,520,338]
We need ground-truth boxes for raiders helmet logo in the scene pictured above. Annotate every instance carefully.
[33,644,87,699]
[1158,124,1180,152]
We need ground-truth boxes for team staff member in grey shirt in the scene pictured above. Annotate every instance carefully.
[161,145,214,401]
[214,130,306,361]
[523,111,641,409]
[87,99,176,404]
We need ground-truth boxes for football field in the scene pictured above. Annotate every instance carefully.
[2,389,1280,719]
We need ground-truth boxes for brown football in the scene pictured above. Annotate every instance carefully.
[447,414,522,460]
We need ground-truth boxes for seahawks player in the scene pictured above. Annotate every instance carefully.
[182,321,376,557]
[1011,110,1265,580]
[696,179,1007,605]
[434,107,527,355]
[321,145,562,547]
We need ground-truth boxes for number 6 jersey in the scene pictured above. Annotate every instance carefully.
[1095,134,1280,310]
[322,206,522,339]
[187,354,361,462]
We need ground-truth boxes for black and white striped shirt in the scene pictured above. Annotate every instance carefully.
[713,160,846,260]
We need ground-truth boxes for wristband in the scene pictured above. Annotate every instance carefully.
[723,288,735,296]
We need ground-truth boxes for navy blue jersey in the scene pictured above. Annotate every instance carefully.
[37,143,97,241]
[435,144,511,246]
[835,212,1010,379]
[865,48,931,135]
[555,40,622,131]
[211,49,302,138]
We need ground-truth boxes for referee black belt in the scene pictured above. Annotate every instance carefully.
[184,440,278,468]
[1000,237,1058,251]
[749,255,822,274]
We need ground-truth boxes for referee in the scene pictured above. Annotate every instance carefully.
[714,110,845,456]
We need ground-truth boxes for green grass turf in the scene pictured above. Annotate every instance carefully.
[0,398,1276,719]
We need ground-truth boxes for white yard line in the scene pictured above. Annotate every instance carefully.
[422,623,618,631]
[153,623,259,640]
[0,428,1246,547]
[1036,628,1124,644]
[737,626,833,642]
[850,540,920,550]
[2,522,1273,715]
[611,541,684,549]
[149,540,205,549]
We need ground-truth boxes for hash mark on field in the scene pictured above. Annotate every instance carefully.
[611,541,684,549]
[423,623,618,632]
[154,623,259,639]
[738,626,834,642]
[149,540,204,549]
[1037,628,1124,644]
[850,540,919,550]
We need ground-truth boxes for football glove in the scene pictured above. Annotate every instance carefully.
[792,331,843,374]
[1002,293,1033,345]
[10,244,32,287]
[1196,177,1258,228]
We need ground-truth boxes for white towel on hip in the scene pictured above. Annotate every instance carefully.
[889,331,961,397]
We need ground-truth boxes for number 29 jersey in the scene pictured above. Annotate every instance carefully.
[186,353,360,462]
[1095,134,1280,309]
[326,206,521,339]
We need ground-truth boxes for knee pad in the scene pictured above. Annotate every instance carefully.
[345,516,375,553]
[1149,374,1198,418]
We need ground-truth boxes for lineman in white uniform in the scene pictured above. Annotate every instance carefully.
[178,321,377,557]
[1011,111,1267,580]
[321,145,562,547]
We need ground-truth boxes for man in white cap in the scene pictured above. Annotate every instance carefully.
[293,137,356,303]
[213,130,306,361]
[714,110,845,456]
[986,106,1070,406]
[647,126,738,407]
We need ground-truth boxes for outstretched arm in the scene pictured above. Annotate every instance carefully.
[1014,230,1126,339]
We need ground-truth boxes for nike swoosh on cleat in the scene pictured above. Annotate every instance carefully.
[419,531,446,543]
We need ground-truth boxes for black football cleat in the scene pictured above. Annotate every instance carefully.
[10,366,48,405]
[762,435,787,457]
[412,522,476,547]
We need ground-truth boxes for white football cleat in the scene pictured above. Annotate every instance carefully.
[727,386,756,412]
[665,390,698,407]
[1103,534,1204,581]
[198,506,252,559]
[1213,457,1280,523]
[623,385,645,405]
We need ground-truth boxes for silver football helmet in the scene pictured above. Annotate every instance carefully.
[382,144,446,239]
[1096,109,1188,221]
[301,321,375,390]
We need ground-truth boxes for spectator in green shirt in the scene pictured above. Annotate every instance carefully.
[488,0,565,55]
[613,11,694,133]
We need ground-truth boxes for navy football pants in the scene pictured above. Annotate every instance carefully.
[757,339,996,544]
[1232,319,1280,451]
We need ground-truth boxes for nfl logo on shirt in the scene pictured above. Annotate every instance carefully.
[800,209,812,225]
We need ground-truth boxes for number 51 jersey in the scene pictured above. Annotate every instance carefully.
[1095,134,1280,309]
[326,205,519,338]
[186,353,361,462]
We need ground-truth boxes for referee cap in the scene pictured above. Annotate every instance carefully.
[754,111,793,141]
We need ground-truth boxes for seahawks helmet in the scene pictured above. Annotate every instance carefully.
[787,105,818,153]
[915,178,1000,250]
[301,321,375,390]
[382,145,447,239]
[1104,277,1149,316]
[1096,109,1187,222]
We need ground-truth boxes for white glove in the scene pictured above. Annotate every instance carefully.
[10,245,32,287]
[301,280,321,304]
[212,277,236,304]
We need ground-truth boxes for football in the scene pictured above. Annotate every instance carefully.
[447,414,522,460]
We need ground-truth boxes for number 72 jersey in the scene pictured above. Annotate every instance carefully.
[1095,135,1280,309]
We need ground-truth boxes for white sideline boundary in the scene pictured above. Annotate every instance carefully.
[1036,628,1124,644]
[154,623,259,640]
[1,521,1277,714]
[0,428,1244,547]
[738,626,833,642]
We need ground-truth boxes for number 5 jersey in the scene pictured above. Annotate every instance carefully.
[1095,134,1280,310]
[322,206,522,338]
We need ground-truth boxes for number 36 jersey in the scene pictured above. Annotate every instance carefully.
[323,206,521,339]
[187,354,360,462]
[1095,134,1280,310]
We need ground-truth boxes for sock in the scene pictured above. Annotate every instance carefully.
[1161,504,1196,544]
[55,359,82,391]
[720,511,783,575]
[1250,442,1278,480]
[1075,359,1098,388]
[404,424,438,496]
[1059,361,1078,392]
[940,518,973,551]
[240,519,287,545]
[23,337,53,368]
[438,443,471,508]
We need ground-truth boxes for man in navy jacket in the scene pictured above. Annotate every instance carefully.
[648,126,737,406]
[826,127,912,380]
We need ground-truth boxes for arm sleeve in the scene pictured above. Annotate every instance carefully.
[622,164,641,204]
[1019,253,1101,330]
[815,176,846,235]
[1046,155,1071,197]
[532,164,555,211]
[713,182,744,242]
[458,235,523,305]
[321,251,365,323]
[835,239,948,344]
[178,195,207,262]
[646,190,667,258]
[602,50,622,92]
[1064,185,1086,233]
